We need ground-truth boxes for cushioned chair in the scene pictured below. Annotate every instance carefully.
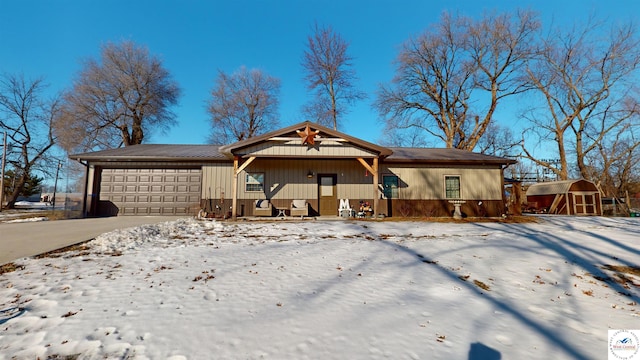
[254,199,272,216]
[290,199,308,218]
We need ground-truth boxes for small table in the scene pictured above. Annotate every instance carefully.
[277,209,288,218]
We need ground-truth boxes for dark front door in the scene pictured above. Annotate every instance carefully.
[318,174,337,216]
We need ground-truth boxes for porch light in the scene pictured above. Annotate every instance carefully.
[307,170,314,178]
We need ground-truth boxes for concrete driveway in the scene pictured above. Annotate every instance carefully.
[0,216,186,265]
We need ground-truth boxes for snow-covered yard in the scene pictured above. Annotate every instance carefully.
[1,216,639,359]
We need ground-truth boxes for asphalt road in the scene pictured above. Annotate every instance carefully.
[0,216,186,265]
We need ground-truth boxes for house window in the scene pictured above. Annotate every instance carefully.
[383,175,399,199]
[445,176,461,199]
[245,173,264,192]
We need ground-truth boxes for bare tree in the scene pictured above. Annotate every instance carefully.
[582,121,639,197]
[522,20,640,181]
[376,10,539,150]
[208,66,280,144]
[0,74,58,208]
[302,23,365,130]
[55,41,180,152]
[476,122,520,157]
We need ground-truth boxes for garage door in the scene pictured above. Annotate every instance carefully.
[100,168,202,215]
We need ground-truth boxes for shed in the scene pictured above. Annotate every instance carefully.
[526,179,602,215]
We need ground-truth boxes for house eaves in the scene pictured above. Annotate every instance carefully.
[385,147,517,165]
[71,144,228,162]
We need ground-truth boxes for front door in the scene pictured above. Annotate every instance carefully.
[318,174,337,216]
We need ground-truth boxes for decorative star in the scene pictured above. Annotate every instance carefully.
[297,125,319,145]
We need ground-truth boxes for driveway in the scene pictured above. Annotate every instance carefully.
[0,216,186,265]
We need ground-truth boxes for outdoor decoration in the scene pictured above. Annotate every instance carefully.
[297,125,319,145]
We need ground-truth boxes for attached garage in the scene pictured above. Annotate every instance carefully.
[71,144,226,217]
[526,179,602,215]
[99,168,202,215]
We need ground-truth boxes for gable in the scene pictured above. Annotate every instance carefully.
[234,138,381,158]
[219,121,392,158]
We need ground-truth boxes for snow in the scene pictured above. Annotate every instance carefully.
[1,216,639,359]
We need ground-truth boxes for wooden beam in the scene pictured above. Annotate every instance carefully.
[357,158,375,174]
[372,157,379,217]
[236,156,256,174]
[268,137,347,142]
[230,156,257,220]
[231,156,239,220]
[358,157,380,217]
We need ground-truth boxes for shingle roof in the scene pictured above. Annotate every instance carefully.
[386,147,516,164]
[70,131,515,167]
[71,144,228,162]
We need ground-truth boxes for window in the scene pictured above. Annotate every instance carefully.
[245,173,264,192]
[383,175,399,199]
[445,176,461,199]
[320,176,334,196]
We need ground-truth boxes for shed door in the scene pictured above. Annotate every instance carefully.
[318,174,337,216]
[99,168,201,216]
[573,192,597,215]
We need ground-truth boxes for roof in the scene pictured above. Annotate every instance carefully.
[526,179,598,196]
[70,123,516,167]
[386,147,517,165]
[219,121,394,157]
[71,144,228,162]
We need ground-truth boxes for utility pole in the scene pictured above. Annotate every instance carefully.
[0,132,6,212]
[52,160,61,210]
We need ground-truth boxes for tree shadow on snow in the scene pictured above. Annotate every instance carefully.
[367,224,599,360]
[0,307,25,325]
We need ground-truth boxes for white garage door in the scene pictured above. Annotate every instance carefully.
[100,168,202,215]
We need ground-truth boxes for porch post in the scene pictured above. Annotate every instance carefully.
[357,157,380,218]
[232,156,239,221]
[373,157,379,217]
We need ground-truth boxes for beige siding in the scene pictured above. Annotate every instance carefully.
[199,159,505,206]
[231,158,375,201]
[381,164,503,200]
[201,163,234,199]
[238,140,378,158]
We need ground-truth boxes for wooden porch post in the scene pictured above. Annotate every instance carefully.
[231,156,257,221]
[357,157,380,217]
[232,156,239,221]
[372,157,379,217]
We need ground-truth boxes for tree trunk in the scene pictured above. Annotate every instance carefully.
[6,172,29,209]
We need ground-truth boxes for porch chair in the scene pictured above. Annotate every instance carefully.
[254,199,273,216]
[338,199,354,218]
[290,199,309,218]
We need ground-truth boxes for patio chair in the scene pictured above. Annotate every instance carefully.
[290,199,309,218]
[254,199,273,216]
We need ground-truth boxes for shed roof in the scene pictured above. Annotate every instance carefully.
[71,144,228,162]
[526,179,598,196]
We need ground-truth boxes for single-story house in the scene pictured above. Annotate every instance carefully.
[71,121,516,219]
[525,179,602,215]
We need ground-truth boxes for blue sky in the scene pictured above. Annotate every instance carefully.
[1,0,638,147]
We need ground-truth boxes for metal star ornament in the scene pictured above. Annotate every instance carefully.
[297,125,319,145]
